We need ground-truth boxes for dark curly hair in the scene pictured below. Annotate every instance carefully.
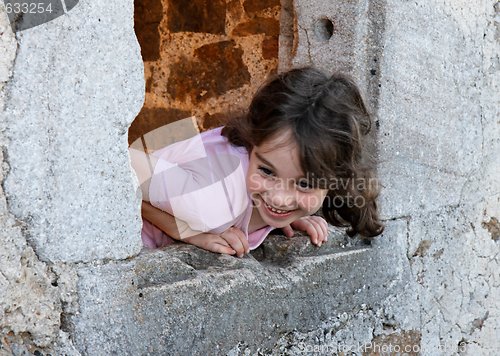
[222,67,384,240]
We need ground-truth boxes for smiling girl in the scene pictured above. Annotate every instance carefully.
[132,67,384,257]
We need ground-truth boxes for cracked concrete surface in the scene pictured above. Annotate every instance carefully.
[0,0,143,353]
[377,1,499,353]
[1,6,59,349]
[284,0,499,354]
[1,0,144,264]
[0,9,79,354]
[69,224,411,354]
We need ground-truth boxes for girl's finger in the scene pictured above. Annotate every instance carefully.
[314,217,328,242]
[282,225,294,238]
[313,221,324,245]
[309,217,327,244]
[221,228,245,257]
[313,219,327,246]
[211,242,236,255]
[306,220,318,245]
[187,234,233,253]
[232,227,250,254]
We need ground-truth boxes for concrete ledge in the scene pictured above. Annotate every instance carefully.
[70,225,409,354]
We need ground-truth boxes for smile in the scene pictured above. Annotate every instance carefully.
[263,200,294,218]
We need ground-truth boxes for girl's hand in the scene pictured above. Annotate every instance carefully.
[283,216,329,247]
[183,227,249,257]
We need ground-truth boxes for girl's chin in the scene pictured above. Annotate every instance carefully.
[265,219,290,229]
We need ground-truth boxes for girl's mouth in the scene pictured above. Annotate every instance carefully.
[262,200,294,218]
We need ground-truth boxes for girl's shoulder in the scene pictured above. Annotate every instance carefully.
[200,126,248,158]
[151,125,249,173]
[148,126,251,234]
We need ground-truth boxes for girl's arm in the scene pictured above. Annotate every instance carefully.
[141,201,250,257]
[141,201,195,240]
[129,147,154,202]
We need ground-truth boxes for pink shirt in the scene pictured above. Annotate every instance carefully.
[142,127,274,249]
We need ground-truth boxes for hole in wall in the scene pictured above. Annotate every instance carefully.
[129,3,380,266]
[129,0,283,249]
[314,17,334,42]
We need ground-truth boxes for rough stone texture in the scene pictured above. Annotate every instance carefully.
[131,0,281,138]
[70,223,411,354]
[166,0,227,34]
[262,36,279,59]
[243,0,280,16]
[284,0,374,77]
[281,0,499,354]
[374,6,499,352]
[1,1,144,263]
[483,217,500,241]
[232,17,280,37]
[377,1,484,218]
[365,331,422,356]
[167,40,251,103]
[406,206,499,354]
[0,14,16,93]
[134,0,163,61]
[0,173,63,350]
[0,9,73,353]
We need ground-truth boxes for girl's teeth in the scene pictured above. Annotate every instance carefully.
[265,202,288,214]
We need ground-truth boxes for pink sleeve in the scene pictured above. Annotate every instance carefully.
[141,218,176,249]
[248,226,275,249]
[147,130,249,236]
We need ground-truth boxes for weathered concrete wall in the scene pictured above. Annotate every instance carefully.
[1,1,144,263]
[0,0,498,355]
[70,230,409,354]
[0,7,61,351]
[377,1,499,353]
[1,7,82,354]
[0,0,143,353]
[280,0,500,354]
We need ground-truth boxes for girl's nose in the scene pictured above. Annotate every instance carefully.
[269,189,296,209]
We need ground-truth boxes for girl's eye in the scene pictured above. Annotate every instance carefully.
[297,179,313,191]
[258,166,274,176]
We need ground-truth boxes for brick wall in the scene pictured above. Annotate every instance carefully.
[129,0,281,144]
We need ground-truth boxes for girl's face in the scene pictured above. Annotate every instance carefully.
[246,129,328,229]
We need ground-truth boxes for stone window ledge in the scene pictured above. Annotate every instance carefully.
[69,228,406,354]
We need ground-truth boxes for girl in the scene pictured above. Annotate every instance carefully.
[131,67,384,258]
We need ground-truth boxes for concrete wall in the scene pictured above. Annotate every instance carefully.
[1,0,143,352]
[1,6,63,351]
[284,1,500,354]
[0,0,498,354]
